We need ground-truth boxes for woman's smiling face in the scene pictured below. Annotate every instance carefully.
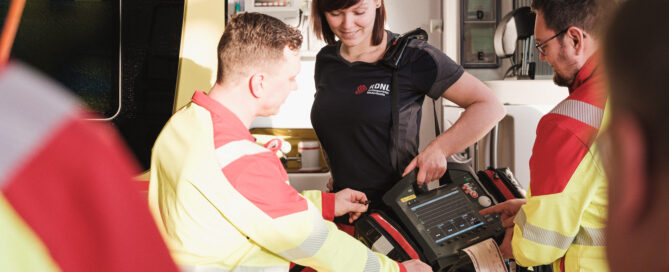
[324,0,380,47]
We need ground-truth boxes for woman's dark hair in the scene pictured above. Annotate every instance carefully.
[311,0,386,46]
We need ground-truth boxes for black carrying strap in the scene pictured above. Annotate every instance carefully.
[390,69,401,173]
[432,100,440,138]
[383,28,440,174]
[389,70,441,175]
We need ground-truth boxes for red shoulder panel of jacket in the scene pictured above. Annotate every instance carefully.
[222,152,308,219]
[529,118,590,196]
[542,114,599,152]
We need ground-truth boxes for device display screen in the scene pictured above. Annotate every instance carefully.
[410,189,484,244]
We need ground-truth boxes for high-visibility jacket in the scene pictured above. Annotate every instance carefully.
[513,55,609,272]
[0,63,178,272]
[149,91,404,272]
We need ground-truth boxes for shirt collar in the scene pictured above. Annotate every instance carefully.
[570,52,600,93]
[191,90,254,142]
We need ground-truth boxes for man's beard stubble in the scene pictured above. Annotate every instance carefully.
[552,43,576,87]
[553,72,574,87]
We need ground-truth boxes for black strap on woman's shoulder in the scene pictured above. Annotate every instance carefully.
[389,69,401,173]
[389,72,441,173]
[433,99,440,138]
[382,28,441,174]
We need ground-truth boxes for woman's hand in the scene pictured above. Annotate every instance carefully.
[402,143,448,185]
[403,72,506,185]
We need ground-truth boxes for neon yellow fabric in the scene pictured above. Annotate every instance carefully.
[513,146,608,271]
[0,194,60,272]
[302,190,325,212]
[513,112,610,272]
[149,102,401,271]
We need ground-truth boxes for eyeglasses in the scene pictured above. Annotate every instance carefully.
[535,28,569,55]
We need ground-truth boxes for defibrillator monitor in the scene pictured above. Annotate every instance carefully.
[382,163,505,270]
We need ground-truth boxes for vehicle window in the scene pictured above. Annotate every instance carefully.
[0,0,121,119]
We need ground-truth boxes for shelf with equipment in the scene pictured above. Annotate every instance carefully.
[460,0,501,68]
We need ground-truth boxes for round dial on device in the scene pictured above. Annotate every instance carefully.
[478,196,492,207]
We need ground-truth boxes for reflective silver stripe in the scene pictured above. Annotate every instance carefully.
[514,209,574,250]
[215,140,269,168]
[278,212,330,260]
[0,63,77,187]
[574,226,606,246]
[180,265,229,272]
[515,209,606,249]
[232,266,288,272]
[550,99,604,129]
[363,249,381,272]
[180,265,289,272]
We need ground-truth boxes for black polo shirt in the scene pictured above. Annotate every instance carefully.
[311,31,464,207]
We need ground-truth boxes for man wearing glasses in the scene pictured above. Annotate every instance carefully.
[480,0,617,271]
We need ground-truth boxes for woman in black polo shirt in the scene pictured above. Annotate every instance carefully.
[310,0,505,212]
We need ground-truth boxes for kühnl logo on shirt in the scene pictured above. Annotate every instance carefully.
[355,83,389,96]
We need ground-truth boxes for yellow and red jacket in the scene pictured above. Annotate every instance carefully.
[149,91,405,272]
[513,55,609,272]
[0,63,177,272]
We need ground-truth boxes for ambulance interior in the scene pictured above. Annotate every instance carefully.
[2,0,568,188]
[2,0,574,270]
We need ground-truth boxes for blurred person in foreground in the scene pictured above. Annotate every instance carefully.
[600,0,669,271]
[0,62,177,271]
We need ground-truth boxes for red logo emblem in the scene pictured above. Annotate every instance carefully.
[355,84,368,95]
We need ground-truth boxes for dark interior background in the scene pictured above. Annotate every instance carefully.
[1,0,185,170]
[117,0,184,170]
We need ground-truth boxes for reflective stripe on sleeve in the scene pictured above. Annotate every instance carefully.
[514,209,574,250]
[363,249,381,272]
[215,140,269,169]
[181,265,289,272]
[550,99,604,129]
[180,265,229,272]
[515,209,606,249]
[278,212,330,260]
[573,226,605,246]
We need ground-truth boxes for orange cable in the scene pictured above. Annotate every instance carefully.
[0,0,26,68]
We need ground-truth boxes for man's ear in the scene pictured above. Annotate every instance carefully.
[249,73,264,99]
[566,27,585,54]
[614,115,648,224]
